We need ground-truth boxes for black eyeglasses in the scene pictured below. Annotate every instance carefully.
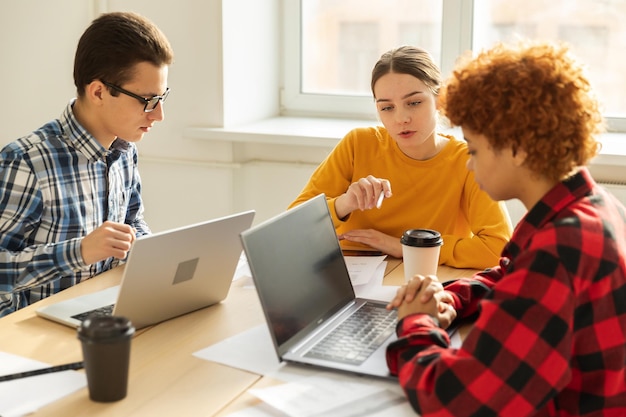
[102,81,170,112]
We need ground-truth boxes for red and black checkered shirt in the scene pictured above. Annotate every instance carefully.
[386,167,626,416]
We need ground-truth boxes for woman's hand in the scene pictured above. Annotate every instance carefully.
[338,229,403,258]
[334,175,391,219]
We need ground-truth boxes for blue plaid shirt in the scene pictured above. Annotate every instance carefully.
[0,100,150,316]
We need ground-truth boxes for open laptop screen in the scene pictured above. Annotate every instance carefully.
[241,194,355,354]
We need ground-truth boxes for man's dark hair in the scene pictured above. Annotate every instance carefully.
[73,11,174,96]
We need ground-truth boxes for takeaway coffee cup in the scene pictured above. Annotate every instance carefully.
[77,315,135,402]
[401,229,443,282]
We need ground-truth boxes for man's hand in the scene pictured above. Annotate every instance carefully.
[81,221,136,265]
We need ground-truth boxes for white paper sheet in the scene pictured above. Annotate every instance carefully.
[0,351,86,417]
[225,397,415,417]
[343,256,387,286]
[248,374,401,417]
[353,261,399,302]
[226,368,413,417]
[233,251,253,282]
[232,253,389,291]
[193,324,284,376]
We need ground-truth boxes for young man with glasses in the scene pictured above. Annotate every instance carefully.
[0,11,174,316]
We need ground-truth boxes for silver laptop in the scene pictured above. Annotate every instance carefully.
[37,210,255,329]
[240,194,397,379]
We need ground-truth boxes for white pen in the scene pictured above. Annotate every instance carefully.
[376,190,385,209]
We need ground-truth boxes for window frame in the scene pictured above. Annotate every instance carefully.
[281,0,375,120]
[281,0,625,132]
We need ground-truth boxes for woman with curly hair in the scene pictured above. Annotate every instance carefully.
[386,41,626,416]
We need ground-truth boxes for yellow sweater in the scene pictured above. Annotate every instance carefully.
[289,126,512,269]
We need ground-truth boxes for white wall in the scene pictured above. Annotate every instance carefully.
[1,1,89,140]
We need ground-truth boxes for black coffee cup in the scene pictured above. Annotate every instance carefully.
[77,315,135,402]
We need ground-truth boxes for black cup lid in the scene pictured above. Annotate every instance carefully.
[400,229,443,247]
[77,315,135,340]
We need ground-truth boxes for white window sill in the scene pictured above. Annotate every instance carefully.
[184,117,378,148]
[184,116,626,159]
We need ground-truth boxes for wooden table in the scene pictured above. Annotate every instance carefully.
[0,258,477,416]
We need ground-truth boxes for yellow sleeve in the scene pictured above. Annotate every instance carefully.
[438,169,513,269]
[288,129,360,227]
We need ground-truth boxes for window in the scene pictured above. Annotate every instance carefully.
[473,0,625,130]
[336,22,378,94]
[283,0,444,120]
[283,0,626,131]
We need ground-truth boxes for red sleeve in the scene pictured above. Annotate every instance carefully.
[386,314,449,376]
[443,259,506,319]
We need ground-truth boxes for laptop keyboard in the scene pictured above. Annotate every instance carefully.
[304,303,397,365]
[70,304,115,322]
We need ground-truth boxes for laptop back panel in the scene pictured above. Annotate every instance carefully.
[36,210,255,329]
[113,210,255,329]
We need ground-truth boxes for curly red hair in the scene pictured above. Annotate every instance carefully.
[440,41,604,182]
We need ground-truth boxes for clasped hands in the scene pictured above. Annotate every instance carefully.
[386,274,457,329]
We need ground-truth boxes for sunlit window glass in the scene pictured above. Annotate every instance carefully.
[301,0,443,97]
[473,0,626,118]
